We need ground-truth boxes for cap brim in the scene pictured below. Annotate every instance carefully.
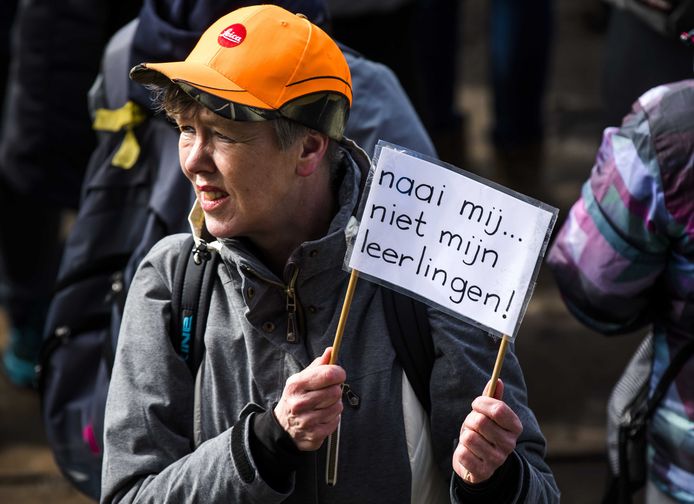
[130,61,274,110]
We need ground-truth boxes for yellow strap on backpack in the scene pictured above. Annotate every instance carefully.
[92,101,147,170]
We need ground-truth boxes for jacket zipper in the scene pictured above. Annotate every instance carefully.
[241,263,302,343]
[285,265,300,343]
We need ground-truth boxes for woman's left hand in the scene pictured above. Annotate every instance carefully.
[452,379,523,484]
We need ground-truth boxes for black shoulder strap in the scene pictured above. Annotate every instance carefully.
[381,287,434,413]
[645,338,694,420]
[170,235,219,375]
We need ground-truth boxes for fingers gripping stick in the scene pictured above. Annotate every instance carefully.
[459,333,512,483]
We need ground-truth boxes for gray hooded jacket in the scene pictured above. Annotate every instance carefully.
[101,143,559,503]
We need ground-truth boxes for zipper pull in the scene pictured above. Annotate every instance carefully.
[285,266,300,343]
[286,311,297,343]
[327,386,358,486]
[342,383,360,409]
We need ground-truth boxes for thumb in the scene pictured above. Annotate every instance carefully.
[308,347,333,368]
[484,378,505,399]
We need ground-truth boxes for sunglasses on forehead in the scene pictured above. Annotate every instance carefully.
[175,81,350,140]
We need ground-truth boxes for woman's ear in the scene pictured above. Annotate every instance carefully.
[296,130,329,177]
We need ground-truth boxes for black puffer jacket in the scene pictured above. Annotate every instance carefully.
[0,0,141,207]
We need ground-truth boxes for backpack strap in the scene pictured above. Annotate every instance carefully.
[624,337,694,435]
[611,336,694,502]
[170,235,219,375]
[644,338,694,421]
[381,287,435,414]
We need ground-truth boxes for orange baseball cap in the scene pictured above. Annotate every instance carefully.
[130,4,352,139]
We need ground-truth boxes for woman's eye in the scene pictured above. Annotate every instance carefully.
[214,131,236,143]
[178,125,195,135]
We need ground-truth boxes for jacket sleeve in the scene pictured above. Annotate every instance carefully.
[546,108,670,335]
[100,235,293,503]
[426,309,560,503]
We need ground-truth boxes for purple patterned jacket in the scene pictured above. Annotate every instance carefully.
[548,79,694,501]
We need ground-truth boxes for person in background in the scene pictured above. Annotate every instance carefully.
[547,79,694,502]
[0,0,141,387]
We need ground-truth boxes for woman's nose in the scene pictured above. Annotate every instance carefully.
[182,137,214,174]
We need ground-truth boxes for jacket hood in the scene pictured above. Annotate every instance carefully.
[129,0,329,110]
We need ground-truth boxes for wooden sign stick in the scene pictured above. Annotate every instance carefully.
[326,268,359,486]
[486,334,511,398]
[329,268,360,364]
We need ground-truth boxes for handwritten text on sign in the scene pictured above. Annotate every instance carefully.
[348,145,556,338]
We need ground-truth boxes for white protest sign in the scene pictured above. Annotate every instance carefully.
[347,142,557,339]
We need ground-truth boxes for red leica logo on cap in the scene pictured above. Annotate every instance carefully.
[218,24,246,48]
